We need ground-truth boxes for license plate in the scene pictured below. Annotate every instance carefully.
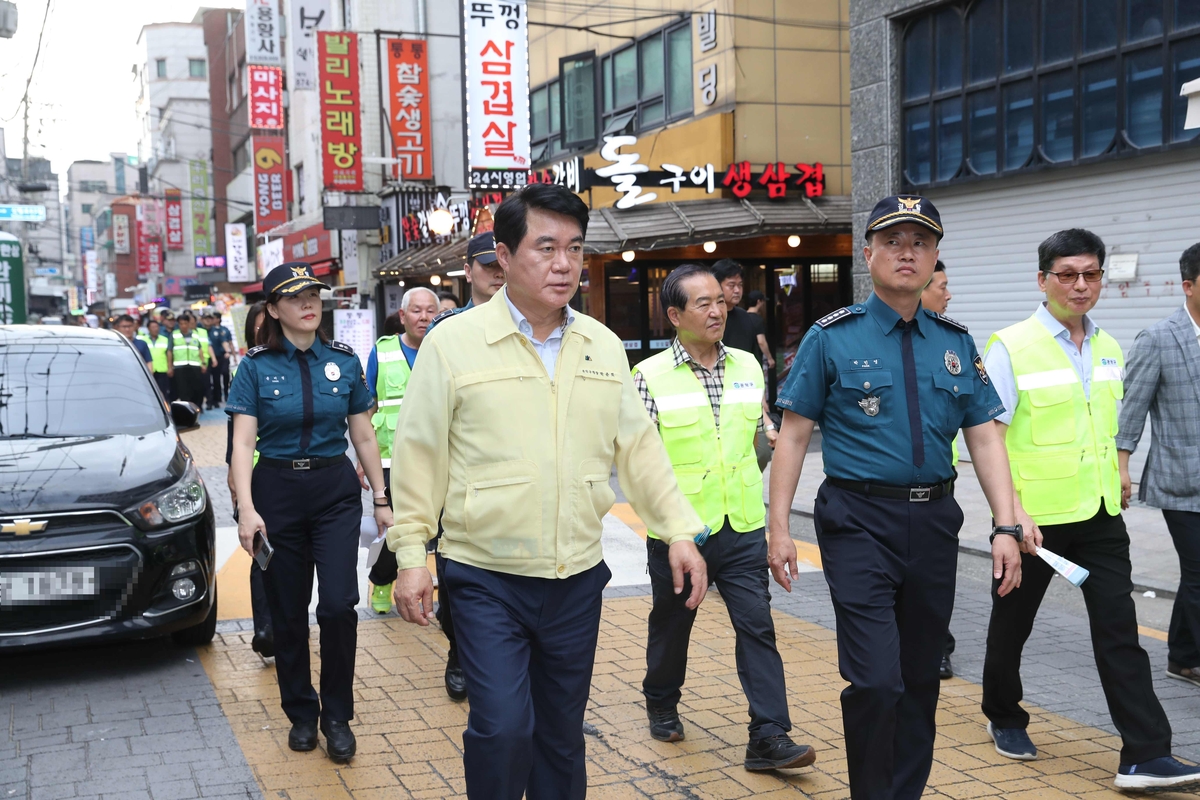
[0,568,97,605]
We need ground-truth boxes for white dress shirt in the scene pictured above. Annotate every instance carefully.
[504,292,576,380]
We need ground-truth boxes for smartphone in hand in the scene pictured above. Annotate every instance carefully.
[253,530,274,570]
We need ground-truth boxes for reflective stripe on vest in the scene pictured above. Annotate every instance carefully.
[635,347,766,538]
[371,335,412,467]
[171,331,205,367]
[139,334,170,372]
[988,316,1124,526]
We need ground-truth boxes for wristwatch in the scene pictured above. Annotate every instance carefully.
[989,524,1024,544]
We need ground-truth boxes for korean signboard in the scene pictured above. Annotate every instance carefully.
[333,309,374,370]
[245,0,282,66]
[225,222,252,282]
[289,0,330,91]
[80,226,95,253]
[147,239,163,276]
[248,66,284,129]
[0,204,47,222]
[136,204,152,278]
[188,160,213,256]
[0,232,25,324]
[165,189,184,250]
[113,213,130,254]
[195,255,227,270]
[379,187,470,262]
[464,0,530,188]
[387,38,433,180]
[253,136,288,231]
[318,32,364,191]
[257,237,285,276]
[84,249,98,304]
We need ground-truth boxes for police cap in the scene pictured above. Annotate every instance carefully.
[865,195,944,240]
[263,262,331,296]
[467,231,498,266]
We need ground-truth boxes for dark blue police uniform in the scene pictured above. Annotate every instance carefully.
[226,269,373,729]
[776,197,1005,800]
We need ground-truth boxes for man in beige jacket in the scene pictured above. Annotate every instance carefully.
[386,184,709,800]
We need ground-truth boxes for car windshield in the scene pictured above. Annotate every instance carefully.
[0,342,167,438]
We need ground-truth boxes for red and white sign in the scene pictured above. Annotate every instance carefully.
[136,204,150,278]
[147,239,163,276]
[465,0,530,175]
[248,66,284,129]
[387,38,433,180]
[253,135,288,231]
[318,31,363,191]
[165,189,184,250]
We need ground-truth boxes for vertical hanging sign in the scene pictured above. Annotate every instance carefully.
[248,66,284,129]
[464,0,531,188]
[387,38,433,180]
[225,223,251,282]
[188,160,213,256]
[165,189,184,250]
[245,0,283,66]
[0,232,25,324]
[290,0,331,90]
[253,135,288,231]
[318,31,364,190]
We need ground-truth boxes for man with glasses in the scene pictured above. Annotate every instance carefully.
[980,229,1200,791]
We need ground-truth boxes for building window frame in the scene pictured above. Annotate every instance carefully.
[901,0,1200,190]
[155,58,168,79]
[189,59,207,79]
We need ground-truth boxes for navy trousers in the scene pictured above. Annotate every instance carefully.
[444,559,611,800]
[814,480,962,800]
[252,457,362,724]
[1163,509,1200,667]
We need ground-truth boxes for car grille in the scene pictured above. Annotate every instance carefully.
[0,545,143,635]
[0,510,133,538]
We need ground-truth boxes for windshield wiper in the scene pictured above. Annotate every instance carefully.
[0,433,69,439]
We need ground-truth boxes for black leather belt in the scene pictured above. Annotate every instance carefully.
[827,477,954,502]
[256,456,345,471]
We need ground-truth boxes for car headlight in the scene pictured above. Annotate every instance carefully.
[131,460,207,529]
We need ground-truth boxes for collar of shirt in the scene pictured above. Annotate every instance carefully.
[1187,303,1200,339]
[282,336,326,362]
[670,337,727,371]
[1035,301,1097,343]
[865,292,931,337]
[504,289,576,345]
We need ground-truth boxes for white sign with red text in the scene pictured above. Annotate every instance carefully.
[464,0,530,178]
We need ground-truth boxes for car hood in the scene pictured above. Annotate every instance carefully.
[0,430,187,514]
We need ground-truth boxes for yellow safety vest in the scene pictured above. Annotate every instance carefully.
[988,316,1124,526]
[171,330,207,367]
[635,346,766,538]
[371,335,412,468]
[139,333,170,373]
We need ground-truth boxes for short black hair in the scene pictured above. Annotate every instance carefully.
[494,184,589,254]
[1038,228,1106,273]
[746,290,765,305]
[383,311,404,337]
[177,312,195,322]
[437,291,460,306]
[115,314,135,325]
[711,258,743,283]
[934,260,946,273]
[661,263,715,316]
[1180,243,1200,283]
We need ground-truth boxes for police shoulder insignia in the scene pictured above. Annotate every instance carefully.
[329,340,355,356]
[815,305,861,328]
[431,308,457,326]
[928,310,968,332]
[246,345,268,358]
[973,355,990,385]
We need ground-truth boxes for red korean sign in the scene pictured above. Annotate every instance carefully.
[720,161,825,199]
[318,31,363,191]
[136,204,151,278]
[248,66,284,129]
[387,38,432,180]
[165,189,184,250]
[253,136,288,231]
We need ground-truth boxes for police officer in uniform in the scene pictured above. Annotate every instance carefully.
[139,319,173,400]
[227,263,393,763]
[768,196,1023,800]
[634,264,816,771]
[168,313,209,407]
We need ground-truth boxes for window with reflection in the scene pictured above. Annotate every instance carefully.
[902,0,1200,188]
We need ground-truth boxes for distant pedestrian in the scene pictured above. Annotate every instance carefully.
[1118,242,1200,689]
[140,319,172,400]
[745,289,766,317]
[713,259,774,370]
[168,313,208,408]
[206,312,234,409]
[437,291,460,313]
[114,314,153,368]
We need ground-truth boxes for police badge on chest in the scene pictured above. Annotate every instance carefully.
[858,396,881,416]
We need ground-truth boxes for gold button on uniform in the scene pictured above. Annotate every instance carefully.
[557,565,565,574]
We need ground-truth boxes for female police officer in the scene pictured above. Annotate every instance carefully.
[227,263,392,763]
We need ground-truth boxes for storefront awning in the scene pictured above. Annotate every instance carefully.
[374,237,470,280]
[584,194,850,254]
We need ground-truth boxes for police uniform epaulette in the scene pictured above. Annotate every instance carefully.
[926,310,968,333]
[245,345,268,357]
[814,305,864,328]
[329,340,355,355]
[431,308,459,326]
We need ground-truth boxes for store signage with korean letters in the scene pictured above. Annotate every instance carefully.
[245,0,282,66]
[253,136,288,230]
[318,31,364,191]
[225,222,252,282]
[136,204,153,278]
[464,0,530,188]
[165,189,184,250]
[248,66,284,129]
[290,0,330,90]
[113,213,130,254]
[696,8,718,106]
[379,188,470,262]
[188,160,213,256]
[0,234,26,324]
[387,38,433,180]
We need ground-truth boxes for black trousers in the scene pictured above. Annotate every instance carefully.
[250,559,271,635]
[208,358,230,406]
[445,559,610,800]
[252,457,362,723]
[172,366,206,407]
[1163,509,1200,667]
[643,521,791,740]
[815,480,962,800]
[153,372,172,401]
[982,504,1172,765]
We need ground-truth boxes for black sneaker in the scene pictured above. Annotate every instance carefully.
[1115,756,1200,790]
[288,719,318,752]
[320,719,356,763]
[939,653,953,679]
[744,734,817,771]
[987,721,1037,760]
[445,651,467,702]
[646,705,684,742]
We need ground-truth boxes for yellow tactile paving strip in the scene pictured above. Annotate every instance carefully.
[197,594,1195,800]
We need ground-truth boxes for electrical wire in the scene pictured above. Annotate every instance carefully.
[4,0,53,124]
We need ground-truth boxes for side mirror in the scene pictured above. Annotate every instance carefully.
[170,401,200,430]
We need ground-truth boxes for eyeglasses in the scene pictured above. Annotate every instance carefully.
[1043,269,1104,284]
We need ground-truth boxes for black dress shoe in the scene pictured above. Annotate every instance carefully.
[251,629,275,659]
[288,720,318,752]
[646,705,684,742]
[445,651,468,702]
[940,653,953,679]
[744,734,817,771]
[320,719,356,762]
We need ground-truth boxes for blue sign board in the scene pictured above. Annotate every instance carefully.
[80,226,95,252]
[34,267,61,277]
[0,205,47,222]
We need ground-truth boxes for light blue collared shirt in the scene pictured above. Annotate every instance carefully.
[984,303,1099,425]
[504,293,576,380]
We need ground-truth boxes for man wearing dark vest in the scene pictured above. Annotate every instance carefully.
[981,228,1200,791]
[168,312,209,407]
[633,263,815,772]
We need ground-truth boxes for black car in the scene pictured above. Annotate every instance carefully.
[0,326,217,650]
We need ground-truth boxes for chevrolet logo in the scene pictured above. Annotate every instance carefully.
[1,519,49,536]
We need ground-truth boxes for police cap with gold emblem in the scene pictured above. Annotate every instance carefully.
[263,261,331,296]
[865,195,944,240]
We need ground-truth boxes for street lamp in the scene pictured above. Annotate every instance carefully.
[787,235,801,247]
[702,241,717,253]
[430,275,442,286]
[621,250,636,262]
[428,208,454,236]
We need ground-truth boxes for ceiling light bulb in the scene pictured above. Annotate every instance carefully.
[428,208,454,236]
[787,235,801,247]
[621,250,636,262]
[702,241,717,253]
[429,275,442,286]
